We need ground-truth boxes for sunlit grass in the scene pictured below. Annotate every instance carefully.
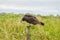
[0,13,60,40]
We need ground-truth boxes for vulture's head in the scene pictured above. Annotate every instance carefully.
[21,14,44,26]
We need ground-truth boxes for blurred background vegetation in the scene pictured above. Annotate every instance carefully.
[0,13,60,40]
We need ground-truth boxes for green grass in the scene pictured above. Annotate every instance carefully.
[0,13,60,40]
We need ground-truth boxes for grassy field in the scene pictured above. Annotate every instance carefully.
[0,13,60,40]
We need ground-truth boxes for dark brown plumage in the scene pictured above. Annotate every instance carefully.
[21,14,44,26]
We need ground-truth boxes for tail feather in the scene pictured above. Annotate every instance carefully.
[39,22,44,26]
